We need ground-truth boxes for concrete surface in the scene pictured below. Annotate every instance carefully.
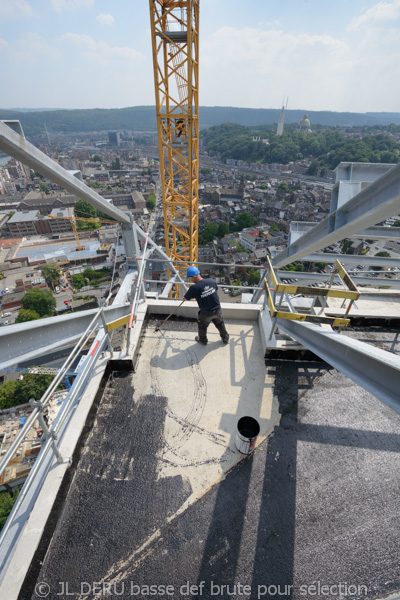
[16,321,400,600]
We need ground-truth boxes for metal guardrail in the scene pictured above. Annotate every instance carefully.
[126,236,151,350]
[0,305,112,547]
[263,256,361,339]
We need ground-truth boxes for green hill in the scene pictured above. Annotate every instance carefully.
[1,106,400,138]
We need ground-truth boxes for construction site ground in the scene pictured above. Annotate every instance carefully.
[20,316,400,600]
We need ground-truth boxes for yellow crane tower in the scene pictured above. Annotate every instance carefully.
[149,0,199,295]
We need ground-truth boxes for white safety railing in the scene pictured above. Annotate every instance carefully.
[0,305,110,548]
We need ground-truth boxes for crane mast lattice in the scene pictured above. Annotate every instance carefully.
[149,0,199,293]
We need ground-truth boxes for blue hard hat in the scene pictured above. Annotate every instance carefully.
[186,265,200,277]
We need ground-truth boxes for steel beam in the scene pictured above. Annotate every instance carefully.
[290,222,400,242]
[133,222,188,293]
[276,319,400,413]
[0,304,129,370]
[276,270,400,289]
[273,162,400,268]
[301,253,400,267]
[0,121,130,224]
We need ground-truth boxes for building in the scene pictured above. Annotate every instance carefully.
[48,209,74,234]
[239,231,264,253]
[108,131,121,146]
[7,211,43,237]
[6,209,74,238]
[18,191,77,213]
[298,114,312,133]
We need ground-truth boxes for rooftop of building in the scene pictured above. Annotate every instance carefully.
[14,239,105,263]
[5,312,399,600]
[8,210,39,223]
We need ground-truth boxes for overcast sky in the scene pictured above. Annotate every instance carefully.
[0,0,399,113]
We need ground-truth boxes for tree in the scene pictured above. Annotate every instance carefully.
[41,265,60,290]
[0,373,63,410]
[248,270,261,286]
[199,222,218,245]
[277,181,288,194]
[235,211,255,231]
[72,274,85,289]
[92,154,102,162]
[19,373,60,402]
[307,161,319,176]
[111,157,121,170]
[75,199,96,219]
[270,223,279,232]
[15,308,41,323]
[281,262,305,272]
[21,289,56,318]
[0,490,19,531]
[82,267,110,286]
[393,221,400,227]
[200,167,212,176]
[0,381,22,409]
[146,193,156,211]
[0,271,3,280]
[39,181,50,194]
[217,222,229,237]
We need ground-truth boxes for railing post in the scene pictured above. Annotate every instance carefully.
[29,399,64,464]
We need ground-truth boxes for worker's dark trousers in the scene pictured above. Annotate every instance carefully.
[198,308,228,343]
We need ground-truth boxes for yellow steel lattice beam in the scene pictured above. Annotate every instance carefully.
[149,0,199,295]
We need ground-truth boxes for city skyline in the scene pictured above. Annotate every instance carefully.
[0,0,399,113]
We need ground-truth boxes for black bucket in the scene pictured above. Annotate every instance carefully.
[235,416,260,454]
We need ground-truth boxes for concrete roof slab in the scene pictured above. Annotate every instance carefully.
[133,321,280,514]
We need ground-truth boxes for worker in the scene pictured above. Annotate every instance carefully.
[176,119,184,138]
[184,266,229,346]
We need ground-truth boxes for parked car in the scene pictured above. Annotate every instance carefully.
[1,312,12,318]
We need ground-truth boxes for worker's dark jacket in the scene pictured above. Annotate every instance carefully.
[184,278,220,311]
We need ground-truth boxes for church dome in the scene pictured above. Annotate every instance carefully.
[299,114,311,129]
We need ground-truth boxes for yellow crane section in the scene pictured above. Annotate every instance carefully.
[149,0,199,295]
[68,208,84,251]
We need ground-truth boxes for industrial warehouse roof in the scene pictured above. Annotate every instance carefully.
[15,240,106,264]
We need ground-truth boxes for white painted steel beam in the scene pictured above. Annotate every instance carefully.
[276,319,400,413]
[0,121,130,224]
[0,304,129,370]
[291,223,400,241]
[276,270,400,288]
[273,163,400,268]
[301,253,400,267]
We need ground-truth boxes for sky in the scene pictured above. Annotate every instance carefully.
[0,0,399,113]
